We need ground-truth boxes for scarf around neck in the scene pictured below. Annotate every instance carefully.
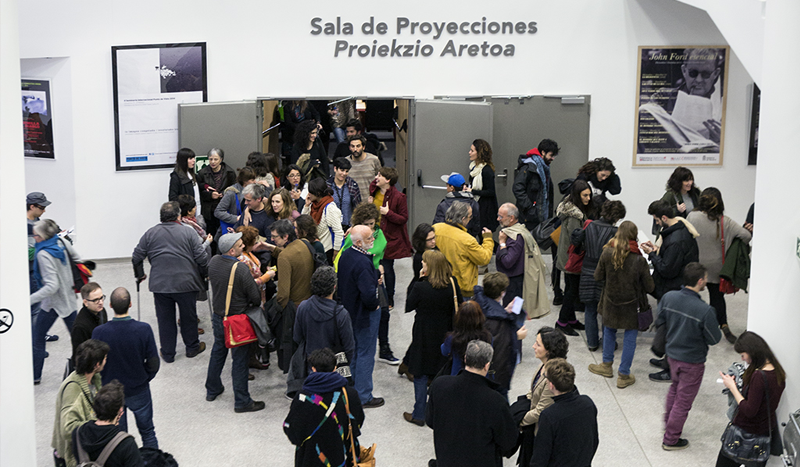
[33,236,67,285]
[469,162,485,201]
[310,195,334,224]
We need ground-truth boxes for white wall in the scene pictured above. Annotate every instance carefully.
[22,58,77,237]
[18,0,756,259]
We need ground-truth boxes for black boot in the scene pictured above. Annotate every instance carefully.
[378,344,399,365]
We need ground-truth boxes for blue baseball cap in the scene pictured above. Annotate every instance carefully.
[441,172,466,187]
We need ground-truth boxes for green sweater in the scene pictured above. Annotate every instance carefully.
[335,228,386,270]
[52,371,102,467]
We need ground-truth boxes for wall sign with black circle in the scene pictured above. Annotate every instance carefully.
[0,309,13,334]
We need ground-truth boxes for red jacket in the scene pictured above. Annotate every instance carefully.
[370,180,413,260]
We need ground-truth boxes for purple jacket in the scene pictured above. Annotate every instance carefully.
[496,234,525,278]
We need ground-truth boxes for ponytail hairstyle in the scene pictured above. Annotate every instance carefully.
[696,187,726,240]
[606,220,638,270]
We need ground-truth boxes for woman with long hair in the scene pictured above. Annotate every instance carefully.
[235,225,276,303]
[662,166,700,218]
[588,221,654,388]
[246,152,275,190]
[576,157,621,205]
[687,187,751,343]
[168,147,197,202]
[407,223,437,293]
[574,200,627,351]
[268,188,300,221]
[466,139,499,231]
[197,147,237,239]
[291,120,329,180]
[555,179,596,335]
[441,301,492,376]
[403,250,462,426]
[717,332,786,467]
[281,164,308,212]
[301,178,344,265]
[280,99,320,160]
[517,326,569,467]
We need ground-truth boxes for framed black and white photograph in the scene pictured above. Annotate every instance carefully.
[112,42,207,171]
[22,79,55,159]
[633,46,729,167]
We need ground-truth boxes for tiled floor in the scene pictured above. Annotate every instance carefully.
[33,254,758,466]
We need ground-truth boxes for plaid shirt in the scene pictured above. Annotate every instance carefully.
[327,176,362,220]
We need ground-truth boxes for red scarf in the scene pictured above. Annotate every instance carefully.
[628,239,642,256]
[310,196,334,224]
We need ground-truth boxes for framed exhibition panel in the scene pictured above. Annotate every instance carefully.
[633,46,729,167]
[112,42,207,171]
[22,78,55,159]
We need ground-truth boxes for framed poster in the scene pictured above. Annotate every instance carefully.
[633,46,729,167]
[112,42,207,171]
[748,83,760,166]
[22,79,55,159]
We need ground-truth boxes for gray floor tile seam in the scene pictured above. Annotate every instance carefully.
[583,332,655,467]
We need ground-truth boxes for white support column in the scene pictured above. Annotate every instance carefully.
[0,0,38,463]
[748,0,800,418]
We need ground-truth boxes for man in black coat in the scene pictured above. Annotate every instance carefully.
[641,199,700,382]
[432,173,481,238]
[71,282,108,364]
[426,340,518,467]
[531,358,598,467]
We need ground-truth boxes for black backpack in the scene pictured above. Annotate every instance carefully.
[301,239,328,270]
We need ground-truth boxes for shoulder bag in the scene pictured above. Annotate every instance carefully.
[223,262,258,348]
[75,428,131,467]
[450,277,459,313]
[343,387,377,467]
[719,219,739,294]
[720,371,780,463]
[564,220,592,273]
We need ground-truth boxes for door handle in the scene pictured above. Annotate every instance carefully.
[496,168,508,186]
[417,169,448,190]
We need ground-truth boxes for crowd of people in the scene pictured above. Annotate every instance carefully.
[26,119,782,467]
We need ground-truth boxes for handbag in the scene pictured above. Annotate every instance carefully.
[223,262,258,348]
[331,308,352,379]
[720,371,777,463]
[343,388,377,467]
[450,277,459,313]
[531,216,561,250]
[564,220,592,273]
[719,220,739,294]
[637,280,654,332]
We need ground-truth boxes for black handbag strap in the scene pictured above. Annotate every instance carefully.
[761,370,773,440]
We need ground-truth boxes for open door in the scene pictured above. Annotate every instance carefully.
[408,99,493,233]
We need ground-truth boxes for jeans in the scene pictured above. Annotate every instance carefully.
[663,357,705,445]
[381,259,396,306]
[378,305,391,349]
[557,273,580,325]
[602,327,637,375]
[205,313,252,409]
[351,308,380,404]
[33,309,76,381]
[153,291,200,359]
[412,374,429,420]
[584,301,599,348]
[333,127,346,143]
[119,387,158,449]
[707,282,727,326]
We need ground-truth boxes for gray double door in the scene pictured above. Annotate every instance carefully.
[407,96,592,234]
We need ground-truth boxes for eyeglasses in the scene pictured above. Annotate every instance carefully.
[34,204,46,210]
[687,69,713,79]
[287,173,301,179]
[87,295,106,304]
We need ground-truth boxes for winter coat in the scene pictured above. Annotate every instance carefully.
[521,364,556,430]
[72,421,143,467]
[369,181,413,260]
[168,169,195,202]
[499,222,551,319]
[426,371,518,467]
[576,171,622,205]
[294,295,355,366]
[283,372,364,467]
[719,238,751,291]
[52,371,103,467]
[661,188,700,218]
[30,238,80,318]
[555,200,587,272]
[131,221,209,294]
[432,191,481,238]
[473,286,518,392]
[512,150,553,229]
[196,163,237,220]
[648,221,699,299]
[214,183,245,228]
[594,246,654,330]
[573,219,618,303]
[686,212,751,283]
[406,277,462,376]
[469,164,499,231]
[337,247,380,328]
[433,222,494,297]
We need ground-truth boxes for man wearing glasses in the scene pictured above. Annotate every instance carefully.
[70,282,108,367]
[27,192,59,342]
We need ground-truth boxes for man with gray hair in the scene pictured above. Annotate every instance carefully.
[236,182,273,238]
[132,201,209,363]
[426,340,517,467]
[337,225,383,408]
[496,202,550,318]
[433,201,494,298]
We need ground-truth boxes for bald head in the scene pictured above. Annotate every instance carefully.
[498,203,519,227]
[110,287,131,316]
[350,225,374,249]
